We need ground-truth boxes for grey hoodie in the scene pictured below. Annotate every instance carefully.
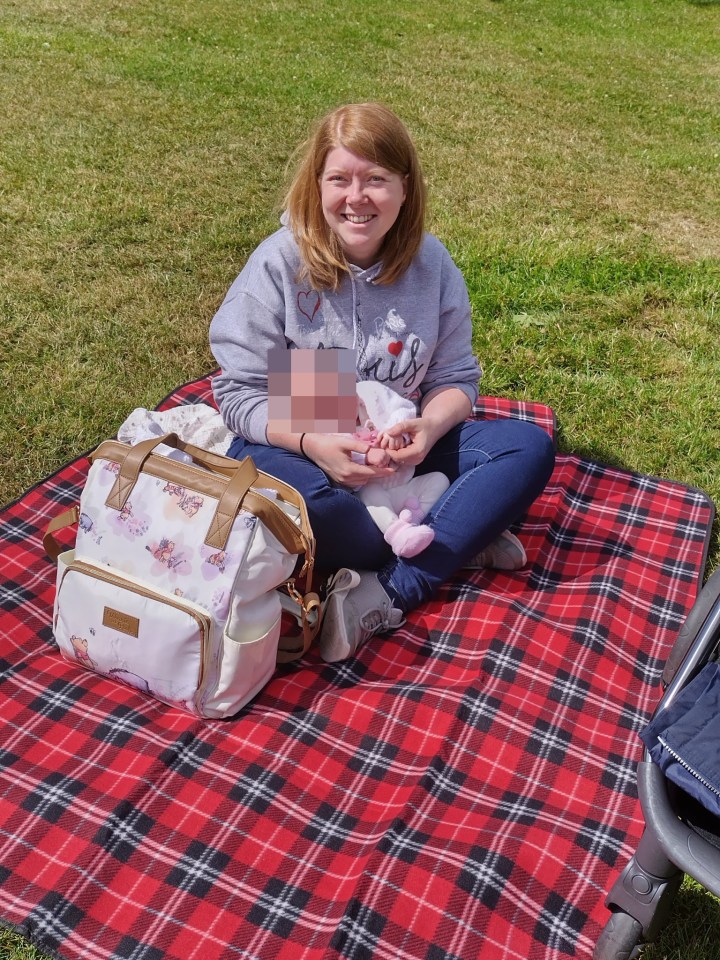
[210,225,481,443]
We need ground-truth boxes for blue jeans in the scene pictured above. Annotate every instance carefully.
[228,419,555,614]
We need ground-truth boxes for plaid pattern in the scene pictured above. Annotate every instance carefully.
[0,372,714,960]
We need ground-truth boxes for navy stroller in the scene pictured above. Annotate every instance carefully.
[595,566,720,959]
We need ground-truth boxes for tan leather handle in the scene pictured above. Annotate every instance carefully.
[90,434,315,573]
[159,439,247,478]
[93,432,314,569]
[102,433,262,552]
[204,456,260,550]
[103,432,252,510]
[256,468,314,546]
[97,434,312,549]
[43,506,80,561]
[105,433,184,510]
[90,431,230,472]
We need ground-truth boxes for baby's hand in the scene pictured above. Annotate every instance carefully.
[365,446,393,468]
[377,430,407,452]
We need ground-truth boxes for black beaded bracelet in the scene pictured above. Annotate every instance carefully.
[299,433,308,457]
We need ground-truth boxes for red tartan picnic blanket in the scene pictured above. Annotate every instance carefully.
[0,373,714,960]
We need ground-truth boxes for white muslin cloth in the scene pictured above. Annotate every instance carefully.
[117,404,234,462]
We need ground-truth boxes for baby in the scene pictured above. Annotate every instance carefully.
[348,381,450,559]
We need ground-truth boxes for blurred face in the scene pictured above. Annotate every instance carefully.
[320,146,407,269]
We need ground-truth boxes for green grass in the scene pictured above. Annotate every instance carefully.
[1,0,719,957]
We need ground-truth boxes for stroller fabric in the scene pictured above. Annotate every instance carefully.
[641,661,720,818]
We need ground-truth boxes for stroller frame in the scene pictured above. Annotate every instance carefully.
[594,567,720,959]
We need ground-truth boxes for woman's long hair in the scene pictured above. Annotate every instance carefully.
[285,103,426,290]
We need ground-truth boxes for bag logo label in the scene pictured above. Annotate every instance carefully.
[103,606,140,638]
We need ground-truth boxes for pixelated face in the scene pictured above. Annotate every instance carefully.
[320,147,407,269]
[267,348,357,434]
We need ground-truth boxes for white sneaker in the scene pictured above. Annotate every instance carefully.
[318,568,405,663]
[465,530,527,571]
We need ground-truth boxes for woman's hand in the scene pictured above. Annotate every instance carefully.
[380,387,473,469]
[302,433,398,487]
[379,418,444,468]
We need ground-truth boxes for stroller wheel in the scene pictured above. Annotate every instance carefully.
[593,910,643,960]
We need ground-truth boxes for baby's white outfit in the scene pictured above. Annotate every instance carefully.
[351,382,450,558]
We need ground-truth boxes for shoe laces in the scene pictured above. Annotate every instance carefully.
[361,606,387,634]
[361,601,404,637]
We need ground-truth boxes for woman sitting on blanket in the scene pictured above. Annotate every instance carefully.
[210,102,555,663]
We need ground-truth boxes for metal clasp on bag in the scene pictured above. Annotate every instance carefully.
[285,579,302,604]
[285,579,311,617]
[297,536,316,583]
[276,576,321,663]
